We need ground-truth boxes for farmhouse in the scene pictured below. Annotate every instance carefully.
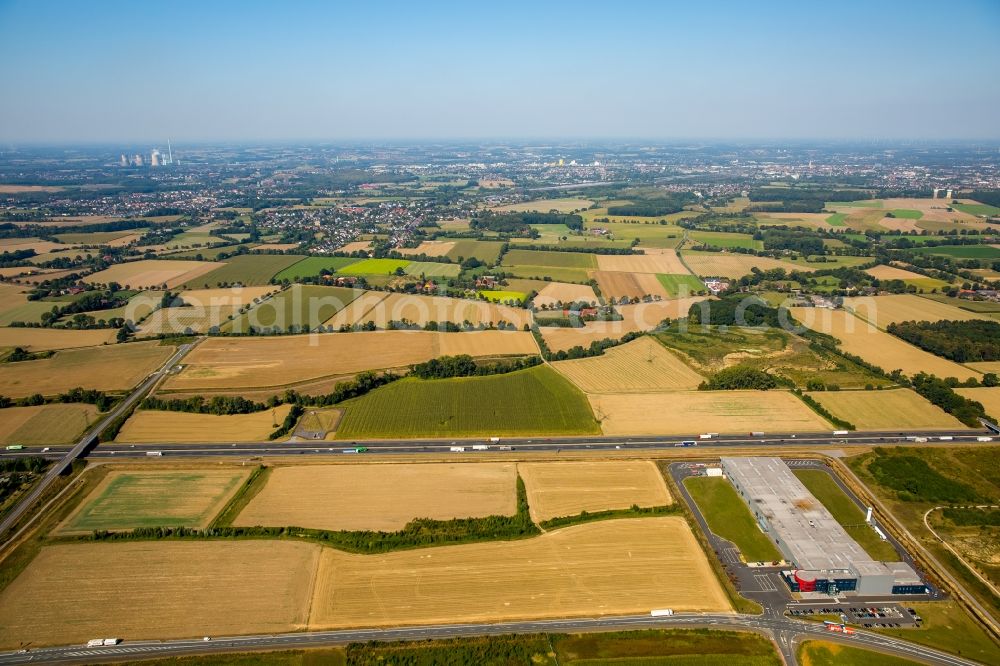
[721,457,925,597]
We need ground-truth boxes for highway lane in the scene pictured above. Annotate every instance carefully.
[0,344,194,543]
[0,612,981,665]
[1,428,992,462]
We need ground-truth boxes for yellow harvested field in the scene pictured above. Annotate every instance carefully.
[591,270,668,300]
[519,461,672,522]
[336,240,372,253]
[552,336,703,392]
[532,281,599,308]
[0,238,72,254]
[617,298,706,329]
[0,283,29,312]
[136,304,242,335]
[178,285,278,306]
[163,331,537,391]
[252,243,301,251]
[397,240,456,257]
[106,232,143,247]
[0,184,64,193]
[589,390,831,435]
[596,250,687,274]
[235,463,517,531]
[683,252,797,279]
[323,290,388,328]
[864,264,927,281]
[0,341,173,397]
[789,307,980,380]
[0,267,59,279]
[339,292,532,329]
[84,259,225,289]
[0,403,98,445]
[878,216,920,232]
[808,389,965,430]
[880,197,980,223]
[116,405,292,443]
[5,268,83,284]
[955,387,1000,419]
[308,518,729,629]
[755,213,834,229]
[496,198,593,213]
[135,286,279,334]
[0,327,116,351]
[843,294,991,327]
[436,329,538,356]
[967,361,1000,374]
[0,541,319,648]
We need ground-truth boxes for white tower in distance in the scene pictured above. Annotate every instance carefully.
[151,149,161,166]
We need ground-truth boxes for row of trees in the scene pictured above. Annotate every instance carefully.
[410,354,541,379]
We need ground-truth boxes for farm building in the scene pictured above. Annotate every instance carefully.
[720,457,925,596]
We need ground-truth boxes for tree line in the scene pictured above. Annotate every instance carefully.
[887,320,1000,363]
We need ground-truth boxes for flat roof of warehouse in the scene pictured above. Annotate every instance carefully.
[721,457,873,572]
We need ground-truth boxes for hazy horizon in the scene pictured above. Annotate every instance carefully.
[1,0,998,143]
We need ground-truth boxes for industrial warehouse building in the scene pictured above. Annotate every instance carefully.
[720,457,925,596]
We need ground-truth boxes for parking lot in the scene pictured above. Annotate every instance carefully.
[787,603,923,629]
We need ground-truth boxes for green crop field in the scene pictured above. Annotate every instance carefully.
[553,628,781,665]
[793,469,898,561]
[505,265,593,282]
[825,213,848,226]
[684,476,782,563]
[56,470,249,534]
[445,239,505,263]
[592,222,685,248]
[911,245,1000,259]
[888,209,923,220]
[502,249,598,269]
[224,284,360,333]
[338,258,411,275]
[403,261,461,277]
[797,641,920,666]
[336,365,599,439]
[689,230,762,250]
[273,257,361,281]
[657,273,706,296]
[478,290,528,303]
[54,230,146,244]
[952,202,1000,217]
[182,254,306,288]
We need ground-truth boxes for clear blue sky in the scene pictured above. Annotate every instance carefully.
[1,0,997,142]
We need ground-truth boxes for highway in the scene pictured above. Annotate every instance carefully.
[2,428,992,461]
[0,611,982,665]
[0,344,193,542]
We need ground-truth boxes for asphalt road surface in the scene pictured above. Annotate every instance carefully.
[0,611,981,665]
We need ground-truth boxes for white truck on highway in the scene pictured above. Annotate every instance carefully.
[472,444,489,451]
[86,638,120,647]
[449,446,467,452]
[832,430,849,436]
[650,608,674,616]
